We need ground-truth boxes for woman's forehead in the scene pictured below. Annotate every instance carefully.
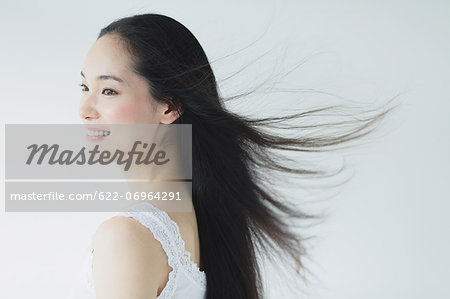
[82,35,135,81]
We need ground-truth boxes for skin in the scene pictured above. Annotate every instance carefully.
[79,34,201,299]
[78,34,179,125]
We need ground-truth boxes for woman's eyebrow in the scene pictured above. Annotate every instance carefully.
[80,71,124,83]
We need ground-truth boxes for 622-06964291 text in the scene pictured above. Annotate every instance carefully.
[8,191,183,201]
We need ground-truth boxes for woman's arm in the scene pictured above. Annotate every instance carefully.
[92,215,171,299]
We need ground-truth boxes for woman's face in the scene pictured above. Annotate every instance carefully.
[78,34,178,125]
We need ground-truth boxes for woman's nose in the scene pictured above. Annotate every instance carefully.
[79,99,100,121]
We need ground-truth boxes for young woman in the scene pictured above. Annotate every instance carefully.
[68,13,399,299]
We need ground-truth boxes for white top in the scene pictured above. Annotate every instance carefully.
[66,202,207,299]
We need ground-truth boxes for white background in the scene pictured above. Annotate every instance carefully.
[0,0,449,298]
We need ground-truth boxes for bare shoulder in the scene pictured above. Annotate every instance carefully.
[92,215,171,299]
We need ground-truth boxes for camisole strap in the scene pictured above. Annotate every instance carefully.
[112,202,207,298]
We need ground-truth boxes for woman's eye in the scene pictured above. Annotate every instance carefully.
[78,84,117,96]
[102,88,118,96]
[79,83,88,92]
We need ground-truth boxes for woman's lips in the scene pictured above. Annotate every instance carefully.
[86,127,111,142]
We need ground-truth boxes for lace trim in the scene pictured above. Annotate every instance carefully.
[86,202,206,299]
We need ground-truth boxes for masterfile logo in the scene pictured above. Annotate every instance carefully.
[4,124,193,212]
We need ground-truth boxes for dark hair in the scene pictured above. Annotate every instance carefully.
[98,13,401,298]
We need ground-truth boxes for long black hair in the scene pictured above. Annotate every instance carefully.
[98,13,401,299]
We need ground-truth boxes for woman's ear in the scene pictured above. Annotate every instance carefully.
[159,99,183,124]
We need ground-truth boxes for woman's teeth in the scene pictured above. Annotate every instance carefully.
[87,130,110,136]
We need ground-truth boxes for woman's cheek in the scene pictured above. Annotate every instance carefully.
[102,101,148,124]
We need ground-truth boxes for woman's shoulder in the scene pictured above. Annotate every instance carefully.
[93,214,169,255]
[91,215,171,298]
[93,215,172,273]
